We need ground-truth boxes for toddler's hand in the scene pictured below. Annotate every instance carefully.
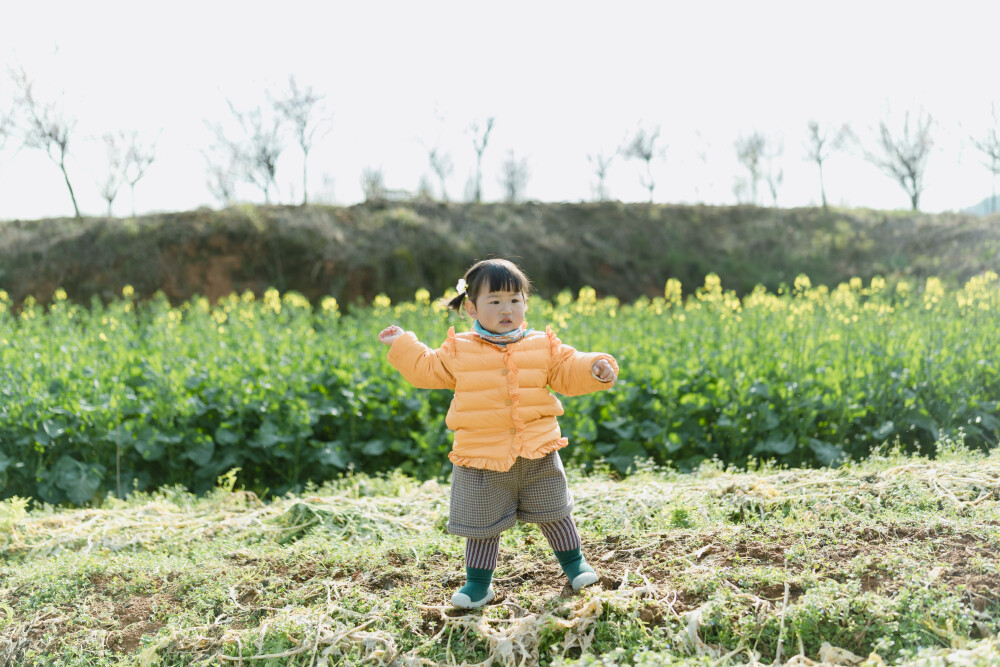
[591,359,617,383]
[378,324,404,346]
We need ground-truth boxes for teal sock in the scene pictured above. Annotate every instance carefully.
[456,567,494,602]
[554,548,597,588]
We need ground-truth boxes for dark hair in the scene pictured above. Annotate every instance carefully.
[444,259,532,313]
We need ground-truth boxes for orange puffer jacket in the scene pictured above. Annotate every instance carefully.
[386,325,618,471]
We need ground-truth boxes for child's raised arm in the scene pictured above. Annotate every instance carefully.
[378,324,405,346]
[381,326,457,390]
[547,329,619,396]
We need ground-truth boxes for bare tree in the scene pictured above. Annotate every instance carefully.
[206,163,237,207]
[415,174,435,202]
[0,104,14,152]
[10,66,81,217]
[805,120,851,210]
[427,147,453,201]
[212,101,285,204]
[764,137,784,207]
[122,131,157,217]
[498,150,530,203]
[971,104,1000,214]
[468,117,495,203]
[587,151,614,201]
[732,178,750,205]
[361,167,385,202]
[314,173,336,205]
[272,76,329,205]
[735,132,765,206]
[766,164,784,208]
[463,174,478,203]
[622,125,664,203]
[863,107,934,211]
[98,133,126,216]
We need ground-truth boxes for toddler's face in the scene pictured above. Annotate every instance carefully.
[466,290,526,334]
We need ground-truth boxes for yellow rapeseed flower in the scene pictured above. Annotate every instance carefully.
[742,285,771,310]
[122,285,135,298]
[723,291,742,313]
[373,294,392,309]
[263,288,281,314]
[664,278,683,306]
[321,296,339,313]
[632,296,650,312]
[414,288,431,305]
[808,284,829,301]
[54,288,68,301]
[696,274,723,304]
[282,292,311,310]
[793,274,812,294]
[923,277,944,309]
[960,271,999,310]
[830,283,858,310]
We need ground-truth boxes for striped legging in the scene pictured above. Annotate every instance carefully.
[465,514,582,569]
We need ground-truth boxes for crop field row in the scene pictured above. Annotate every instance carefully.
[1,272,999,506]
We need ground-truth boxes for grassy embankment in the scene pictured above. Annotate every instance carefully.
[2,445,999,666]
[2,202,999,309]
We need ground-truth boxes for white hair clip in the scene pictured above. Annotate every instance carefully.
[455,278,468,295]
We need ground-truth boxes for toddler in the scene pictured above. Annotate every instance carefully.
[378,258,618,608]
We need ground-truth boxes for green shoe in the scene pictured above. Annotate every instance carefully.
[554,548,599,590]
[451,567,495,608]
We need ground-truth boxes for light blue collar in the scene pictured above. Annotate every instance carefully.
[472,320,533,347]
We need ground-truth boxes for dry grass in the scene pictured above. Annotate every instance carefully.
[2,445,1000,666]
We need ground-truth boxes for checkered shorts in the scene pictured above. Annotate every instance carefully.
[446,451,575,539]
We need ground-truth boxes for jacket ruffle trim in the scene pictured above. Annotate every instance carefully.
[545,325,560,357]
[441,326,457,357]
[504,347,526,434]
[448,437,569,472]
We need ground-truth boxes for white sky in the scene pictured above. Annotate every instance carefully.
[1,0,998,220]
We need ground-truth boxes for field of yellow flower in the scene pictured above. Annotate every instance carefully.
[1,272,999,506]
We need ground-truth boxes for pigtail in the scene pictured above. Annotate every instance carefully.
[440,273,473,314]
[442,292,467,312]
